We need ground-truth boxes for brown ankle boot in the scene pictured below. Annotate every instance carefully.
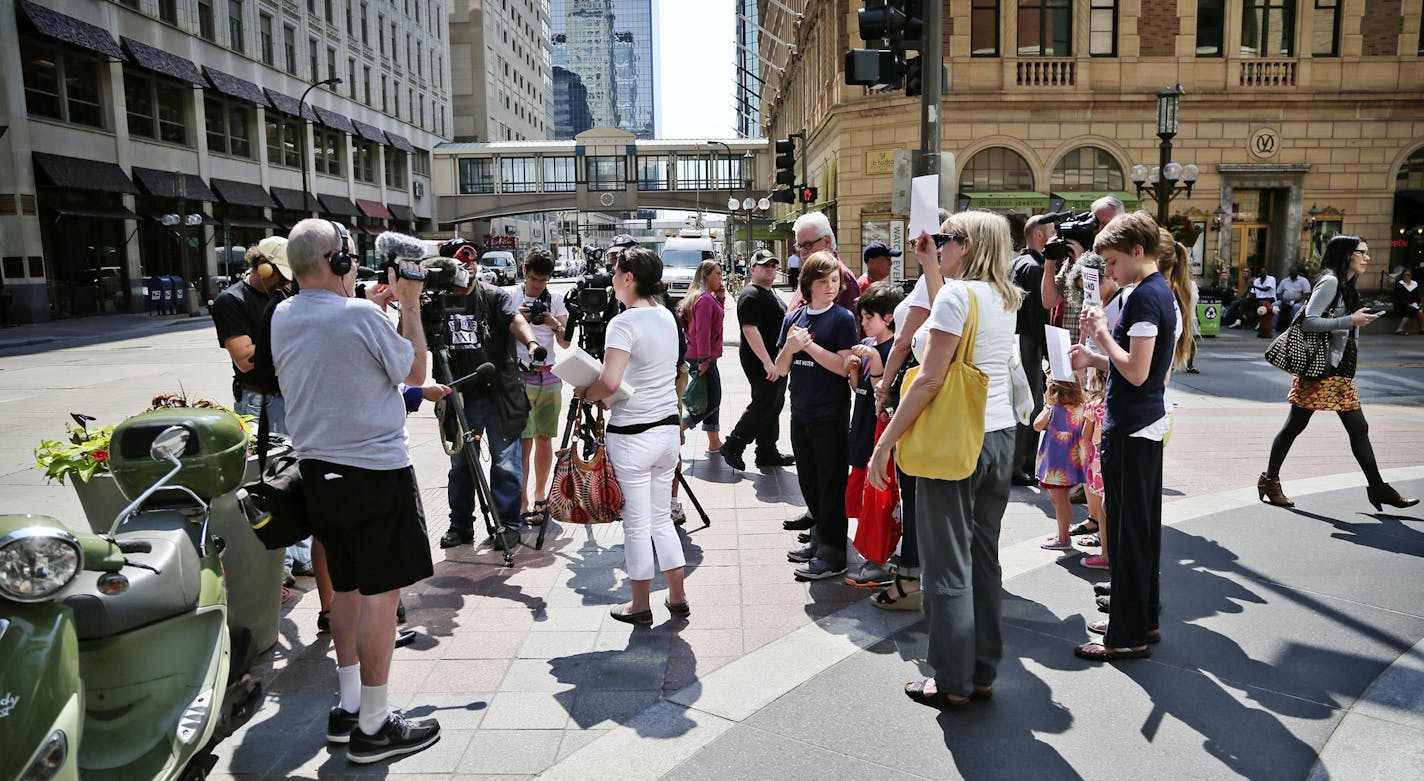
[1258,473,1294,507]
[1366,484,1420,512]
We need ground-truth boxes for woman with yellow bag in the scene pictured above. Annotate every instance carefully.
[866,211,1022,710]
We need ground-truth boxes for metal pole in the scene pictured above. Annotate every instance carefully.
[1157,135,1171,226]
[298,78,340,219]
[918,0,943,177]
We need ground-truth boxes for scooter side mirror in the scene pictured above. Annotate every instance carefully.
[150,426,190,462]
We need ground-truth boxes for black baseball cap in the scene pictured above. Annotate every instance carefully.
[750,250,779,266]
[863,241,903,262]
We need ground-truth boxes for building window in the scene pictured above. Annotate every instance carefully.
[227,0,244,52]
[1051,147,1124,191]
[385,151,407,188]
[542,157,575,191]
[1089,0,1117,57]
[259,13,274,64]
[21,38,104,128]
[1312,0,1340,57]
[309,38,319,81]
[354,139,378,183]
[1241,0,1296,57]
[361,3,369,43]
[960,147,1034,192]
[971,0,1000,57]
[198,0,216,40]
[124,68,187,144]
[413,149,431,176]
[500,157,539,192]
[346,0,353,34]
[327,47,337,81]
[379,14,386,54]
[364,66,372,104]
[459,158,495,193]
[637,156,668,191]
[381,75,388,111]
[204,95,253,158]
[265,114,301,168]
[159,0,178,24]
[313,127,344,176]
[284,25,298,74]
[324,0,333,23]
[1196,0,1225,56]
[1017,0,1072,56]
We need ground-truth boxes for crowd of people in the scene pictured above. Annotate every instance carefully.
[205,196,1422,763]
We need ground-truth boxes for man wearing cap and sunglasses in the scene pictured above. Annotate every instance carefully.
[721,250,797,471]
[859,241,901,292]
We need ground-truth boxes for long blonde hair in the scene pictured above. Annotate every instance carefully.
[1155,227,1195,369]
[943,210,1023,311]
[677,259,722,323]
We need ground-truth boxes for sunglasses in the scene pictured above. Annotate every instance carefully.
[930,233,965,248]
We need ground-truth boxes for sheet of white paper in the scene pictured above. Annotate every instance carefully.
[1045,325,1075,382]
[908,174,940,239]
[551,347,635,405]
[1081,266,1101,309]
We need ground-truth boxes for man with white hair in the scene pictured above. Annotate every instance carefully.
[789,211,860,311]
[271,219,441,764]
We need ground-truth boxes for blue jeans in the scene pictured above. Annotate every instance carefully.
[447,394,524,532]
[682,360,722,431]
[234,389,287,436]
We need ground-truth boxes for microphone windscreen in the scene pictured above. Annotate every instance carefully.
[376,231,428,260]
[420,256,460,274]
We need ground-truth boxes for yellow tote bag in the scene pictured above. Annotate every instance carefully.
[896,282,988,481]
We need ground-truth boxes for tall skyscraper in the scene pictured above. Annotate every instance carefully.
[735,0,761,138]
[549,0,654,139]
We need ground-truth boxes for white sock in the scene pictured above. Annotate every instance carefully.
[336,663,361,714]
[357,683,389,736]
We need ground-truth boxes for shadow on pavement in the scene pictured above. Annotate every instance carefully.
[548,631,695,736]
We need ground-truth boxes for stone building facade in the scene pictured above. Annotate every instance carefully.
[755,0,1424,290]
[0,0,449,323]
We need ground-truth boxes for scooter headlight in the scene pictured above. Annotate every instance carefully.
[0,527,83,603]
[22,730,68,780]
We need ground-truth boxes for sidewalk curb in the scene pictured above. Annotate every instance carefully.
[540,465,1424,780]
[0,315,213,350]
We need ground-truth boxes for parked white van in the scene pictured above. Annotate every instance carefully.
[660,229,716,305]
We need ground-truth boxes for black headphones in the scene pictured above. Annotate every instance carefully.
[327,221,353,277]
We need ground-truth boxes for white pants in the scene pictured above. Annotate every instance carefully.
[605,426,684,581]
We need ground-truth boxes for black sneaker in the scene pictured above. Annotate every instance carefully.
[782,513,815,531]
[755,451,796,468]
[721,443,747,471]
[347,713,441,764]
[327,707,358,743]
[439,528,474,548]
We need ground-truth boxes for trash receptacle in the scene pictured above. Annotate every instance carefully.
[1197,298,1221,338]
[184,285,200,317]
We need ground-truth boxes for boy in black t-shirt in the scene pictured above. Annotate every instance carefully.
[844,282,902,587]
[776,252,858,581]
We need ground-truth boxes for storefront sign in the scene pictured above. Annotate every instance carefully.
[866,149,896,176]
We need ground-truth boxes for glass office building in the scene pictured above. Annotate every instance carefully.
[736,0,761,138]
[549,0,654,139]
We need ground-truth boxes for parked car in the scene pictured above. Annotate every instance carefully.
[476,267,497,286]
[555,256,581,278]
[481,251,519,285]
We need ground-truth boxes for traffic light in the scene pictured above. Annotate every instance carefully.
[844,49,903,87]
[846,1,928,94]
[904,56,922,97]
[800,186,818,205]
[857,0,905,41]
[770,135,798,203]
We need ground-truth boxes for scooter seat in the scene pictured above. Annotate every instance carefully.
[64,527,203,641]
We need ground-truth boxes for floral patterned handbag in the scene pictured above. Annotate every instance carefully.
[548,402,624,525]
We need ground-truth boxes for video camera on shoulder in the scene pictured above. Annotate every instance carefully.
[1042,211,1100,262]
[562,272,620,358]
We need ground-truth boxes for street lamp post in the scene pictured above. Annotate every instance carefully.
[727,195,771,260]
[1131,85,1198,226]
[299,78,342,218]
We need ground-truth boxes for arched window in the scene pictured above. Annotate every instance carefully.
[1398,146,1424,190]
[1052,146,1125,191]
[960,147,1034,192]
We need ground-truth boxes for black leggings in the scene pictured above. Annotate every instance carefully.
[1266,405,1383,488]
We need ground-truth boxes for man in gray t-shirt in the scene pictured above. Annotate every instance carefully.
[270,218,441,763]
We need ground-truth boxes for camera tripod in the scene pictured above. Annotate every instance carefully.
[433,345,519,567]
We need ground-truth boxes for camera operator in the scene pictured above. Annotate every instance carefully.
[1042,196,1125,346]
[1010,214,1055,485]
[270,219,440,763]
[504,246,571,524]
[437,248,543,551]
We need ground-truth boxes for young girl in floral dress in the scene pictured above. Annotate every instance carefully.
[1034,378,1087,551]
[1076,371,1109,569]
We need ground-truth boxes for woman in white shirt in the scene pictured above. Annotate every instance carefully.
[866,211,1022,709]
[578,248,689,625]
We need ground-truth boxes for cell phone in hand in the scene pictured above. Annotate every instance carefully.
[1368,310,1387,318]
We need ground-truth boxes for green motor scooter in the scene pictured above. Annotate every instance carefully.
[1,409,263,781]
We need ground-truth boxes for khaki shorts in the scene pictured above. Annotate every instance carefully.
[522,377,562,438]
